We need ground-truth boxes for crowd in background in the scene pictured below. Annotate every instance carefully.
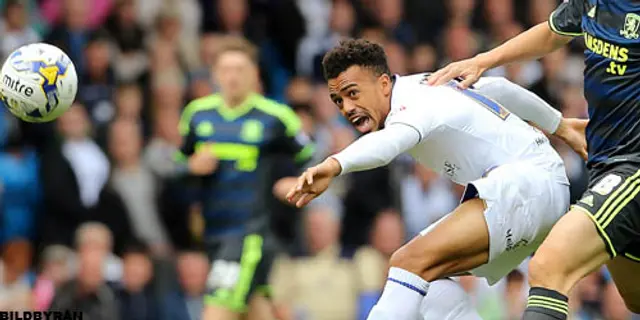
[0,0,636,319]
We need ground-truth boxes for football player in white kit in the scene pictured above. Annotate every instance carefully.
[283,39,588,320]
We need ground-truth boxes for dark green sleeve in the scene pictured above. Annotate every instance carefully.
[549,0,584,37]
[273,104,315,166]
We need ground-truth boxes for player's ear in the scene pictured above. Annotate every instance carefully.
[379,74,392,96]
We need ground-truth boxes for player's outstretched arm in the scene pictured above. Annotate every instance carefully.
[285,124,420,207]
[428,22,573,88]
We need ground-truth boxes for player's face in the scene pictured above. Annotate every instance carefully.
[327,66,392,134]
[214,51,258,102]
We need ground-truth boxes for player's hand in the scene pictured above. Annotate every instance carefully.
[555,118,589,161]
[285,158,342,208]
[273,177,298,203]
[427,56,489,89]
[188,145,218,175]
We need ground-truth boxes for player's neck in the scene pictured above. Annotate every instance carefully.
[222,93,251,109]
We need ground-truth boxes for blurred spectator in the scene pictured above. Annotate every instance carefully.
[147,3,198,72]
[384,41,408,75]
[368,210,404,260]
[601,269,631,320]
[49,246,118,319]
[372,0,415,48]
[136,0,201,40]
[297,0,355,78]
[503,267,529,320]
[342,166,397,251]
[484,0,514,32]
[75,222,123,283]
[447,0,476,27]
[116,242,159,320]
[109,119,171,257]
[409,44,437,73]
[286,77,315,136]
[114,83,143,122]
[458,275,505,319]
[41,0,113,30]
[77,30,117,146]
[529,48,569,108]
[0,112,39,246]
[105,0,144,54]
[271,208,369,320]
[440,24,480,65]
[354,211,405,318]
[44,0,96,74]
[161,250,209,320]
[204,0,261,44]
[143,108,181,179]
[105,0,147,83]
[484,22,542,87]
[0,0,40,62]
[39,105,133,256]
[527,0,556,25]
[0,240,34,311]
[149,41,187,100]
[33,245,74,311]
[359,27,388,45]
[400,164,459,238]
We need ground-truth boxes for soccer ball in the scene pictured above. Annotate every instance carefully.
[0,43,78,122]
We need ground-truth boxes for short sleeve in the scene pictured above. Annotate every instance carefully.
[549,0,584,37]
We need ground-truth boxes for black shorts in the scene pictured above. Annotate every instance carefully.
[203,233,276,312]
[574,162,640,262]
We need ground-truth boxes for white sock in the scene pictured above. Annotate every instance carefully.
[367,267,430,320]
[420,278,482,320]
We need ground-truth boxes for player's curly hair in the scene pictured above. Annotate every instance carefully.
[322,39,390,81]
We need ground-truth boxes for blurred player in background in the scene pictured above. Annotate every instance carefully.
[429,1,640,318]
[283,39,586,320]
[176,36,314,320]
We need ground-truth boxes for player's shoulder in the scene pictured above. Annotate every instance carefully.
[252,94,301,136]
[181,94,223,120]
[179,94,223,134]
[389,73,448,113]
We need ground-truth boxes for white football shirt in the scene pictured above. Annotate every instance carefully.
[333,73,568,186]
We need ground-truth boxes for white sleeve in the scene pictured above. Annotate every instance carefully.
[473,77,562,133]
[331,123,421,175]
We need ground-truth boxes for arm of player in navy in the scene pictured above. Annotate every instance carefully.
[174,109,198,176]
[174,101,219,177]
[473,77,562,134]
[270,104,316,203]
[270,103,315,167]
[331,123,420,175]
[549,0,584,37]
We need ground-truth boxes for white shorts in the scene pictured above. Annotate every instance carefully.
[420,158,570,285]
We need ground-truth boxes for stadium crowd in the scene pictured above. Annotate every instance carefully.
[0,0,637,319]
